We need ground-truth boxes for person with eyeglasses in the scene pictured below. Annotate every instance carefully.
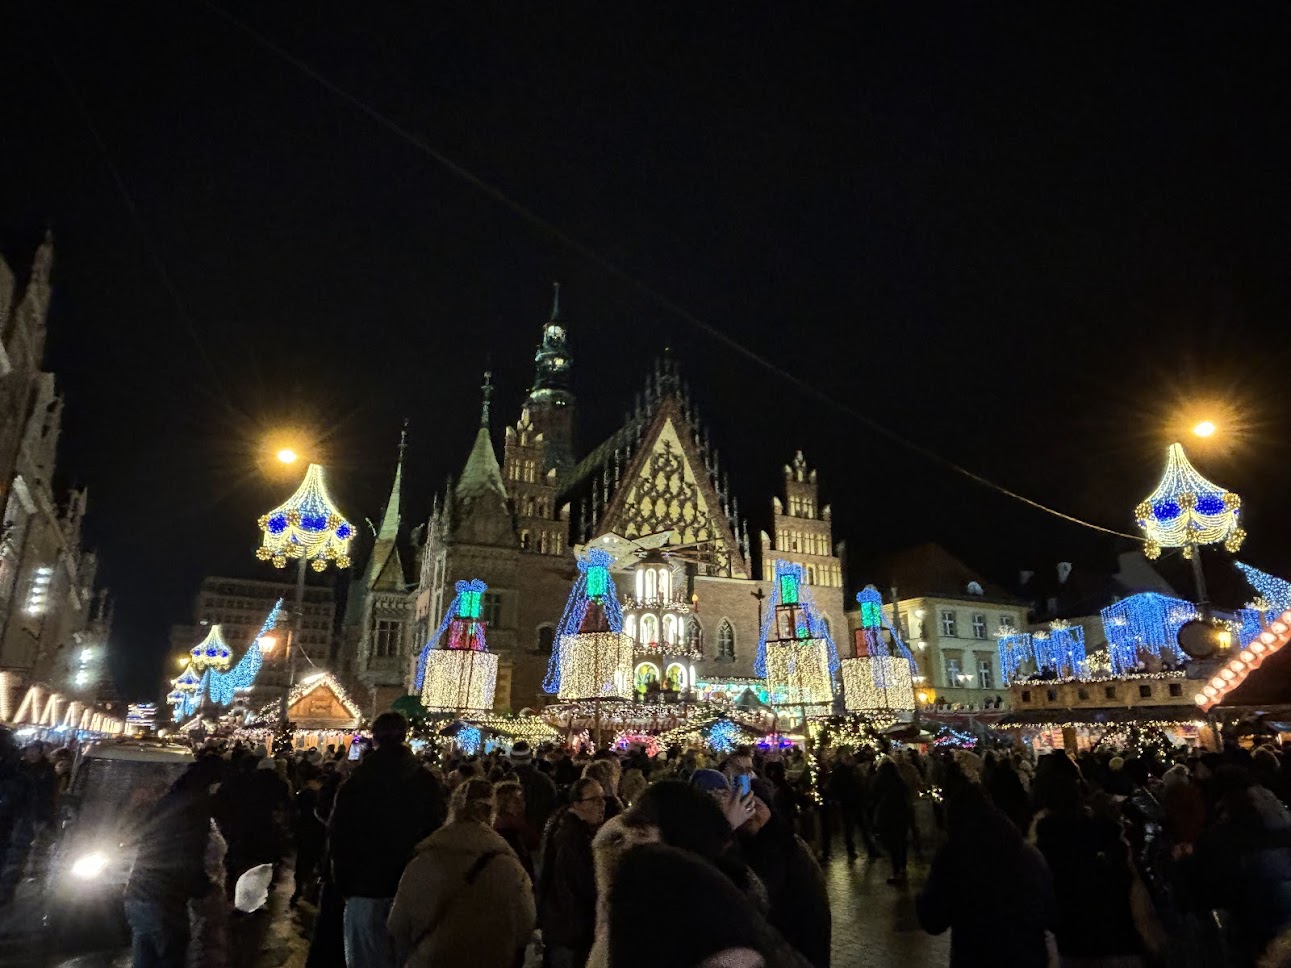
[538,777,604,968]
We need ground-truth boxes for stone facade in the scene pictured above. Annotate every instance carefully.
[339,297,854,713]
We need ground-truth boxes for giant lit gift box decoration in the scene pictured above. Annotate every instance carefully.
[757,560,839,710]
[416,579,498,713]
[544,548,634,701]
[841,586,915,713]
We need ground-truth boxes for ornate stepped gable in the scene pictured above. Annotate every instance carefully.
[561,360,750,579]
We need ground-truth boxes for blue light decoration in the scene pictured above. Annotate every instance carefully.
[1134,443,1244,560]
[854,586,916,671]
[1237,561,1291,615]
[457,725,482,755]
[1100,592,1195,674]
[414,580,488,691]
[542,548,624,694]
[188,625,232,671]
[1032,622,1087,677]
[256,463,355,572]
[198,600,284,706]
[755,560,840,678]
[706,718,741,754]
[997,632,1034,684]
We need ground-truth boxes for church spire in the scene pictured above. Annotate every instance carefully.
[480,371,494,428]
[529,284,573,405]
[377,421,407,540]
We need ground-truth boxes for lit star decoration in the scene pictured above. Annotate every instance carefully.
[1100,593,1195,674]
[416,578,498,713]
[1195,610,1291,712]
[256,463,355,572]
[543,548,632,699]
[841,587,916,713]
[1237,562,1291,614]
[1135,443,1244,560]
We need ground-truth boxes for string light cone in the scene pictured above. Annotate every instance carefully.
[1135,443,1244,560]
[257,463,355,571]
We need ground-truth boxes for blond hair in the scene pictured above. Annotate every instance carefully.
[450,777,495,824]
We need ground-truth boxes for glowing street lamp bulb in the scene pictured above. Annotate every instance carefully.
[1193,420,1216,438]
[258,635,277,654]
[276,448,298,464]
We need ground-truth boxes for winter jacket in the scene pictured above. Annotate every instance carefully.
[918,787,1054,968]
[739,817,831,968]
[328,745,447,898]
[538,809,598,951]
[126,786,214,906]
[388,821,534,968]
[512,764,558,833]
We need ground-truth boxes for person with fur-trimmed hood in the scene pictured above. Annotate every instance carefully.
[388,778,534,968]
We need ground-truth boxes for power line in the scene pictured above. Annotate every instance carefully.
[199,0,1140,542]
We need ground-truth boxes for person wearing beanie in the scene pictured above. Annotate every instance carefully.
[509,740,557,834]
[691,768,732,799]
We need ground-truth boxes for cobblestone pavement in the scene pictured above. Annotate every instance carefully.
[824,851,949,968]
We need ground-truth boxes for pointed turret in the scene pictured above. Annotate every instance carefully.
[362,425,408,592]
[453,371,514,546]
[377,421,407,541]
[524,286,576,485]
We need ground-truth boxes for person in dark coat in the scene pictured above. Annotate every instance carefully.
[509,741,558,834]
[739,785,831,968]
[214,754,292,892]
[538,776,604,968]
[292,766,326,906]
[125,757,224,968]
[871,758,914,884]
[1033,767,1142,963]
[0,729,35,906]
[918,779,1054,968]
[493,779,539,880]
[328,713,447,968]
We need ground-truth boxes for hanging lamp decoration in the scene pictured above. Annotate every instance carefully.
[188,624,233,671]
[1135,443,1244,561]
[257,463,355,572]
[418,579,499,713]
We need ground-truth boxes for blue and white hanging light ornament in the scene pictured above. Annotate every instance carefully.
[189,625,233,671]
[257,463,355,572]
[1135,443,1243,561]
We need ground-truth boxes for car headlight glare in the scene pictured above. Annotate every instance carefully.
[71,851,110,879]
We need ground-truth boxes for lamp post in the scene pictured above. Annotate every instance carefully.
[256,462,354,727]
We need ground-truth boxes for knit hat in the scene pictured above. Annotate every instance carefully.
[509,740,533,765]
[689,768,731,797]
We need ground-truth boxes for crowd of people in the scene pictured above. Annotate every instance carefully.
[9,716,1291,967]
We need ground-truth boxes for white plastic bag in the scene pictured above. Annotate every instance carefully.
[233,863,274,913]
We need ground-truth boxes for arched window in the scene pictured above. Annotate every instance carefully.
[662,613,678,646]
[644,570,657,601]
[520,530,531,551]
[717,620,735,659]
[659,567,671,602]
[624,614,638,643]
[688,618,703,655]
[640,613,659,646]
[539,532,548,554]
[664,662,687,691]
[634,662,661,693]
[537,624,555,654]
[635,569,645,601]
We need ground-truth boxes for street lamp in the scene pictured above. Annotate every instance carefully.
[256,462,354,727]
[276,448,299,464]
[1193,420,1216,439]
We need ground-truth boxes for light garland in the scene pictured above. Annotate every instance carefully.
[1195,609,1291,711]
[1101,593,1195,674]
[1134,443,1243,560]
[755,560,839,678]
[544,548,625,694]
[841,655,915,714]
[206,599,284,705]
[658,715,761,752]
[470,716,560,742]
[997,632,1034,684]
[256,671,363,724]
[556,632,635,701]
[765,639,834,707]
[256,463,355,571]
[1237,562,1291,614]
[414,579,486,691]
[422,650,498,712]
[854,586,916,667]
[1033,622,1087,677]
[613,729,662,757]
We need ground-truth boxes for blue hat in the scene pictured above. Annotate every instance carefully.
[689,768,731,796]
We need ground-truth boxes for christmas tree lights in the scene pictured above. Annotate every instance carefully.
[543,548,630,697]
[1100,593,1194,674]
[1135,443,1244,560]
[417,579,498,713]
[256,463,355,572]
[1237,562,1291,614]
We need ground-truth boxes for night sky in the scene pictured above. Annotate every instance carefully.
[3,5,1289,699]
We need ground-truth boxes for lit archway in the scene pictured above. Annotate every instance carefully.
[634,661,661,693]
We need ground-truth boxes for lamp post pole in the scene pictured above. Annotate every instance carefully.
[280,553,308,726]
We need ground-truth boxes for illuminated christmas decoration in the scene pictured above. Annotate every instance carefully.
[189,625,232,671]
[1237,562,1291,614]
[997,631,1034,684]
[842,587,916,713]
[545,548,633,700]
[1195,609,1291,712]
[456,725,483,755]
[659,715,762,752]
[418,578,498,713]
[256,463,355,572]
[757,561,838,710]
[1032,621,1087,677]
[1100,593,1195,674]
[206,600,284,705]
[1134,443,1244,560]
[612,730,662,757]
[255,672,363,724]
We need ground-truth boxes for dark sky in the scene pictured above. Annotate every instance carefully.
[3,5,1290,699]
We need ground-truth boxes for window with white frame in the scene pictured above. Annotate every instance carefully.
[971,613,987,639]
[940,609,957,637]
[640,613,659,646]
[977,657,994,690]
[944,656,963,687]
[372,619,401,658]
[999,613,1016,630]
